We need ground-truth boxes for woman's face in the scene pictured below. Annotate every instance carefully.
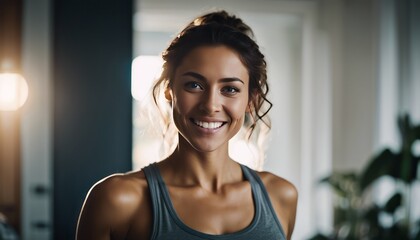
[168,45,250,153]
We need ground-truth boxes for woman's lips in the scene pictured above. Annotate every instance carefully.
[191,119,226,129]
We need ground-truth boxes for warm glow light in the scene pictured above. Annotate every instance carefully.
[229,138,260,170]
[131,56,163,101]
[0,73,29,111]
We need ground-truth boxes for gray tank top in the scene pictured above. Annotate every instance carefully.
[143,163,287,240]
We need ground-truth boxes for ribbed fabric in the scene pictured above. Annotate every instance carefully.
[143,163,286,240]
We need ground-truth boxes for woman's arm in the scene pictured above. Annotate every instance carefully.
[76,174,147,240]
[76,180,113,240]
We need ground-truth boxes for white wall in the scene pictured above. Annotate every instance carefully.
[21,0,53,239]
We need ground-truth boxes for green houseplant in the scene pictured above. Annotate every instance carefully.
[310,114,420,240]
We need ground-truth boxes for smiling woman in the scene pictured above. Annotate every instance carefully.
[168,45,250,153]
[132,42,268,171]
[76,11,297,240]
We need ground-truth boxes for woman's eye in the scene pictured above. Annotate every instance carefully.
[185,82,202,90]
[222,86,240,94]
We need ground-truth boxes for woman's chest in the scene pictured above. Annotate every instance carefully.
[168,184,256,235]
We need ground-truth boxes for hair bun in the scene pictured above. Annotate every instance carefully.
[188,10,254,38]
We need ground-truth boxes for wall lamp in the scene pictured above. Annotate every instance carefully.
[0,72,28,111]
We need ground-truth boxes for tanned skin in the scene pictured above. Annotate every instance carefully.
[76,46,298,240]
[76,160,297,240]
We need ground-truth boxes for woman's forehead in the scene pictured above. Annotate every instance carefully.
[175,45,249,81]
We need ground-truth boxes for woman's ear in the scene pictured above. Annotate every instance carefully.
[246,90,257,113]
[164,87,172,102]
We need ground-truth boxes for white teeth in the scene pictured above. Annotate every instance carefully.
[193,120,224,129]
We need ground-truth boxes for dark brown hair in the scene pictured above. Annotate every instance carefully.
[153,10,272,138]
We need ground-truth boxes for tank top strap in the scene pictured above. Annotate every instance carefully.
[240,164,287,238]
[142,163,162,240]
[240,164,259,186]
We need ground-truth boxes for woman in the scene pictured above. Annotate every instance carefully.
[76,11,298,240]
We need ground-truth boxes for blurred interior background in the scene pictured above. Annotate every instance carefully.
[0,0,419,239]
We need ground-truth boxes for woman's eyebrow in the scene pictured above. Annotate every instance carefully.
[219,78,244,84]
[181,72,206,81]
[181,71,244,84]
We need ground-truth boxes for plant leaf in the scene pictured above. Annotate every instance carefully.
[322,179,346,197]
[398,114,410,146]
[409,155,420,183]
[415,125,420,141]
[363,204,381,226]
[319,173,357,197]
[359,148,398,192]
[383,192,402,214]
[389,222,409,239]
[415,219,420,240]
[399,114,415,183]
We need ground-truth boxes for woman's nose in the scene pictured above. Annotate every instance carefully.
[199,90,221,114]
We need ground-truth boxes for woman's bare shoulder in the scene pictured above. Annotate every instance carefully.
[94,170,147,195]
[86,171,149,211]
[256,171,298,204]
[256,170,298,240]
[76,170,152,239]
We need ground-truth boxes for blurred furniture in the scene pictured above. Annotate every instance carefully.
[0,212,18,240]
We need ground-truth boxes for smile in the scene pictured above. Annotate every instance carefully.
[192,119,225,129]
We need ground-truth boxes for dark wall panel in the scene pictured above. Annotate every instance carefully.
[53,0,133,239]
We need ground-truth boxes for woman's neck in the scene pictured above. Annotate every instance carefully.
[159,138,242,193]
